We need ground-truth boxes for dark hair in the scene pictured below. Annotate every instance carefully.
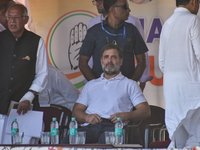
[0,4,7,11]
[101,43,124,59]
[103,0,118,14]
[0,0,12,11]
[176,0,190,7]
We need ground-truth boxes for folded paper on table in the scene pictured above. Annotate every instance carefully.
[5,109,43,138]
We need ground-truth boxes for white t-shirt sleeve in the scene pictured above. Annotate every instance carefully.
[129,81,147,106]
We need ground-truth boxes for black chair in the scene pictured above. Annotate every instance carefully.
[146,124,170,148]
[123,120,141,144]
[123,107,142,144]
[39,104,72,143]
[139,105,170,148]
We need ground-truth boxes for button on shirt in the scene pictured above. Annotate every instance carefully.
[76,72,147,119]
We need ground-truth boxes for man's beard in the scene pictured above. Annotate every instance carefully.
[98,9,105,14]
[102,62,121,75]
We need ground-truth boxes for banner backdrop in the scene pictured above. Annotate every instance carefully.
[28,0,188,108]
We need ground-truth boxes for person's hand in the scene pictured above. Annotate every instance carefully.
[110,112,128,123]
[17,100,31,115]
[86,114,102,124]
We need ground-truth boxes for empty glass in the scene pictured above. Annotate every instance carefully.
[105,131,115,144]
[78,131,86,144]
[40,132,50,144]
[14,132,24,144]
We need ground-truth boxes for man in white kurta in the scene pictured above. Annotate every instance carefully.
[159,0,200,148]
[39,64,80,111]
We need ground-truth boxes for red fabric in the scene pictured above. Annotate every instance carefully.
[149,140,171,148]
[40,107,62,131]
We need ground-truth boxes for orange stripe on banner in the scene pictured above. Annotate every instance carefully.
[65,71,83,80]
[149,56,163,86]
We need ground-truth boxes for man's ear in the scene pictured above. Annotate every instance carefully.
[120,58,123,66]
[24,16,29,24]
[2,9,7,18]
[194,0,199,6]
[190,0,197,6]
[189,0,199,14]
[110,6,115,14]
[2,8,6,14]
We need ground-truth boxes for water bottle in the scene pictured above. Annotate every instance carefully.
[11,118,19,144]
[115,117,123,144]
[69,117,78,144]
[50,117,59,144]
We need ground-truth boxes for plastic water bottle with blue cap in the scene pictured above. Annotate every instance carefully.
[115,117,123,144]
[50,117,59,144]
[69,117,78,144]
[11,118,19,144]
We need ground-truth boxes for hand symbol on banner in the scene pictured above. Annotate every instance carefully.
[68,22,87,70]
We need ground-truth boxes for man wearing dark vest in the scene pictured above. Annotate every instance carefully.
[0,3,48,143]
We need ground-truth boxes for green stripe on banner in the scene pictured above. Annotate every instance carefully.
[74,81,85,89]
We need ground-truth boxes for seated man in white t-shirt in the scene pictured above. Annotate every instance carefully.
[62,43,151,144]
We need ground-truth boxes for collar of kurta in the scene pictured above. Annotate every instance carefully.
[174,7,191,14]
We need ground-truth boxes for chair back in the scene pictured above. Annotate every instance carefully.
[139,105,165,146]
[123,107,142,144]
[39,104,72,142]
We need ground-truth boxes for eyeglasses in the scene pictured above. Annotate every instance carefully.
[6,15,26,20]
[92,0,103,5]
[113,3,129,10]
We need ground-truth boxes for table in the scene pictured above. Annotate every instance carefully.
[0,144,143,150]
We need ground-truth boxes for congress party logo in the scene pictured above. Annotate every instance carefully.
[46,10,97,89]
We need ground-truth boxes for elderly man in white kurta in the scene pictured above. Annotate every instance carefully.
[159,0,200,148]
